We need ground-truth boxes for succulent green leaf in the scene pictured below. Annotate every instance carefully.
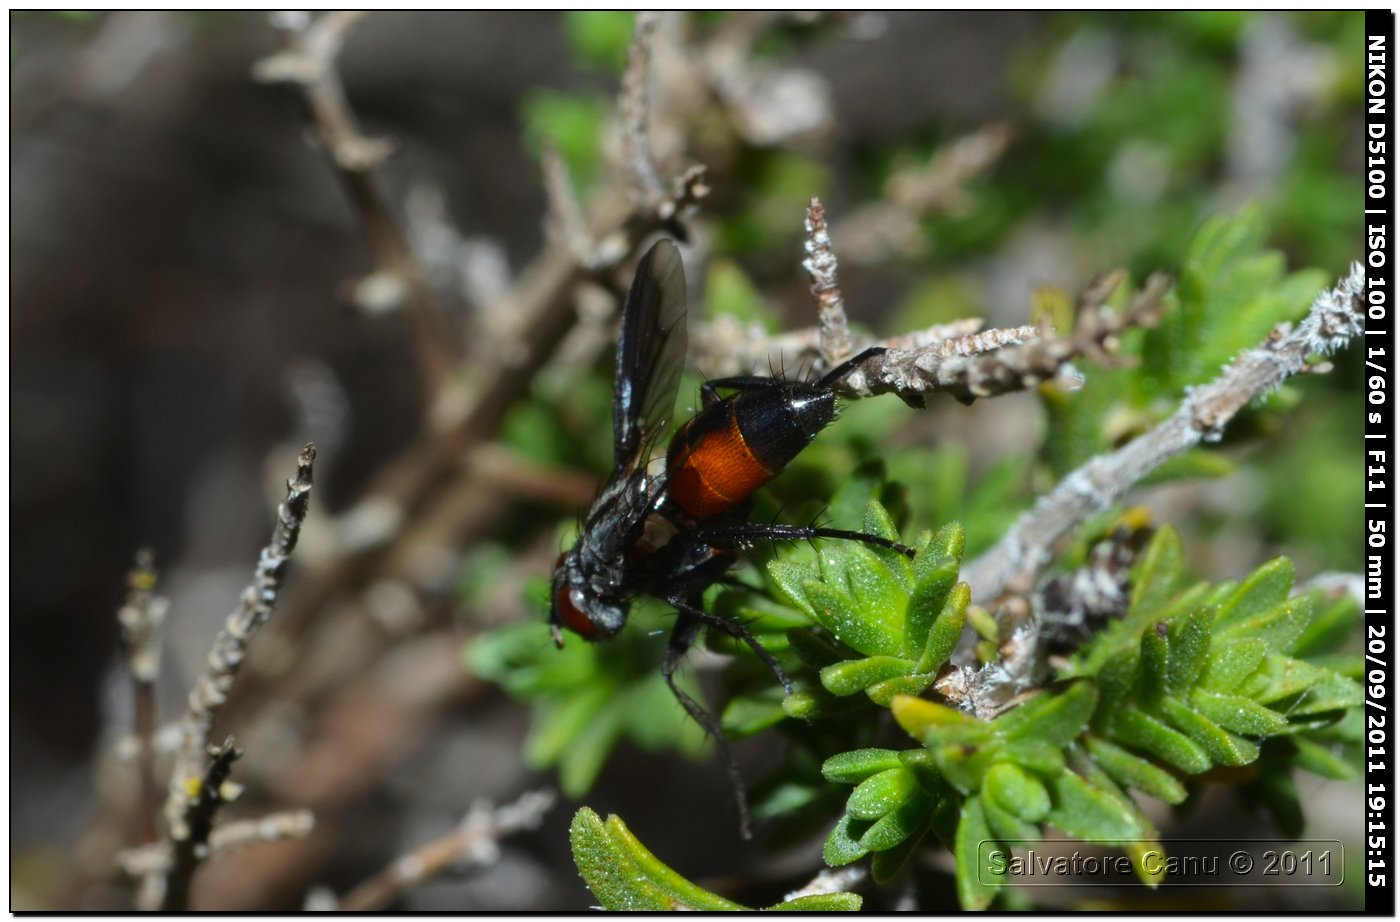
[1189,690,1290,737]
[1165,608,1213,695]
[994,681,1098,747]
[1084,735,1187,804]
[1292,594,1361,658]
[823,812,870,867]
[1129,526,1185,619]
[1198,638,1268,692]
[721,687,789,738]
[984,761,1052,822]
[869,810,931,884]
[767,893,863,912]
[768,561,818,620]
[858,790,932,851]
[864,673,939,707]
[569,808,744,911]
[999,738,1067,777]
[915,582,970,674]
[1109,708,1212,774]
[1156,695,1259,766]
[903,557,959,660]
[954,797,1002,910]
[1045,771,1143,841]
[802,578,903,658]
[1215,556,1293,628]
[1140,622,1172,700]
[982,797,1040,843]
[1291,737,1358,780]
[820,656,914,697]
[820,748,903,785]
[890,694,986,741]
[847,767,919,820]
[1216,597,1311,652]
[785,627,851,668]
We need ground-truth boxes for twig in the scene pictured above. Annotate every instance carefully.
[336,789,556,911]
[154,738,243,911]
[963,262,1365,604]
[541,138,592,260]
[208,809,316,857]
[619,11,666,209]
[116,547,167,847]
[855,271,1171,405]
[254,11,456,410]
[802,197,853,368]
[163,444,316,844]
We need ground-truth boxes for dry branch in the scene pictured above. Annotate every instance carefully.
[163,444,316,845]
[963,262,1365,604]
[116,548,167,846]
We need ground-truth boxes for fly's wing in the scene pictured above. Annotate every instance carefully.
[613,239,687,473]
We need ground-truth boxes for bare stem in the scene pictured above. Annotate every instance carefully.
[154,738,243,911]
[963,262,1365,602]
[116,547,166,847]
[336,789,555,911]
[619,11,666,209]
[802,197,853,368]
[163,444,316,843]
[254,11,455,409]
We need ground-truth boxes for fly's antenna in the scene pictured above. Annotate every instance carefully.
[816,345,886,390]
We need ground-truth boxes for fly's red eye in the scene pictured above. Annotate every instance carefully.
[555,582,597,637]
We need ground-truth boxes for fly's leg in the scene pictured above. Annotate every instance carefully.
[698,521,917,559]
[662,613,753,840]
[669,594,793,695]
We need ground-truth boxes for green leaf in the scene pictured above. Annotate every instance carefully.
[1156,695,1259,766]
[903,557,959,660]
[1198,638,1268,692]
[995,681,1098,748]
[982,797,1040,843]
[722,687,789,738]
[869,811,931,884]
[890,695,986,741]
[1291,737,1358,780]
[1216,597,1311,652]
[768,561,818,619]
[847,767,919,820]
[864,672,939,707]
[802,579,903,658]
[1084,735,1188,804]
[1045,772,1143,841]
[858,791,932,851]
[786,627,850,668]
[1215,557,1293,627]
[954,797,1002,910]
[570,808,744,911]
[1165,608,1213,695]
[984,762,1052,822]
[1189,690,1290,737]
[767,893,863,912]
[915,583,970,675]
[1129,525,1185,618]
[564,11,634,71]
[1109,708,1213,774]
[820,656,914,697]
[823,812,870,867]
[1292,594,1360,658]
[822,748,905,783]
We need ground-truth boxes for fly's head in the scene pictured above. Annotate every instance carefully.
[549,545,628,647]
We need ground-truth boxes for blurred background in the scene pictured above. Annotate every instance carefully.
[10,11,1365,910]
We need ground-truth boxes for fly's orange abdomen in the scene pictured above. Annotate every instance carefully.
[666,385,837,519]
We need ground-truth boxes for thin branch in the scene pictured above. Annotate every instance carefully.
[619,11,666,209]
[254,11,455,409]
[152,737,243,912]
[963,262,1365,604]
[336,789,556,911]
[163,444,316,843]
[116,547,167,846]
[540,137,591,260]
[854,271,1171,405]
[802,197,853,368]
[208,809,316,857]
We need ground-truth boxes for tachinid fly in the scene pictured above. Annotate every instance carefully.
[549,238,912,835]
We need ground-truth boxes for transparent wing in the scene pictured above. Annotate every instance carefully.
[613,239,687,472]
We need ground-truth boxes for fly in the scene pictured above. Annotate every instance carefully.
[550,238,912,836]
